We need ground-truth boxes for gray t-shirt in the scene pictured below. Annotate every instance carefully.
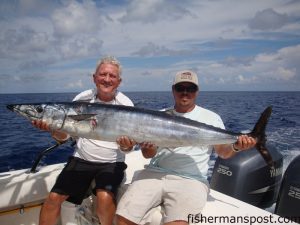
[147,105,225,183]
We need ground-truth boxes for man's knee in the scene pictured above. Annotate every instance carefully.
[96,189,115,206]
[116,215,137,225]
[96,190,116,215]
[44,192,68,207]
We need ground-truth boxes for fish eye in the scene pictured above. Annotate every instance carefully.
[36,106,44,113]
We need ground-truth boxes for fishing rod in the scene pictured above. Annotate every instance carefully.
[29,138,71,173]
[29,143,61,173]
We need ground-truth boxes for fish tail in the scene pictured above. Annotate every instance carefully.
[249,106,275,169]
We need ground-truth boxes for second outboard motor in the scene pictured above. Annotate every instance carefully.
[210,145,283,208]
[275,155,300,223]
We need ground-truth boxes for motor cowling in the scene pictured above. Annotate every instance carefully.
[210,145,283,208]
[275,155,300,223]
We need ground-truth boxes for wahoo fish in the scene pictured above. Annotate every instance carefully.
[7,102,274,168]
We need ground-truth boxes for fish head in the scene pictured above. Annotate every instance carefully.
[7,103,47,120]
[7,103,67,130]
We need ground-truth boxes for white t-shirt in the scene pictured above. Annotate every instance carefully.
[147,105,225,183]
[72,89,134,163]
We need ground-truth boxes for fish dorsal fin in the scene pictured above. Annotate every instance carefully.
[67,114,97,121]
[164,108,176,115]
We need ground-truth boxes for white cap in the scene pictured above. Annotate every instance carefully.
[173,70,198,87]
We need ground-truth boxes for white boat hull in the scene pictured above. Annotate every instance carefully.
[0,152,297,225]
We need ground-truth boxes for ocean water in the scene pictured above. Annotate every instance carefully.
[0,91,299,173]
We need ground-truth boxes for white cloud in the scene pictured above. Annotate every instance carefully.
[254,44,300,81]
[160,43,300,90]
[131,42,192,57]
[66,79,84,89]
[0,0,300,92]
[52,0,101,38]
[249,8,289,30]
[57,36,103,59]
[0,21,52,59]
[276,67,296,80]
[120,0,192,23]
[237,74,257,84]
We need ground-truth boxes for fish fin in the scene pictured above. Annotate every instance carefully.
[164,108,175,115]
[67,114,97,121]
[250,106,275,169]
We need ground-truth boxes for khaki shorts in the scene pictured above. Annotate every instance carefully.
[116,169,208,224]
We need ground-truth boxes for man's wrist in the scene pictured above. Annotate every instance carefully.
[121,146,132,151]
[51,131,70,144]
[232,143,240,152]
[119,145,134,152]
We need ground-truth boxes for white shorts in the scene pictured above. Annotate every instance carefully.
[116,169,208,224]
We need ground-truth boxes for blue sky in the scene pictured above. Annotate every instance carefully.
[0,0,300,93]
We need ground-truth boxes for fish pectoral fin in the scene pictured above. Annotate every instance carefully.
[67,114,97,121]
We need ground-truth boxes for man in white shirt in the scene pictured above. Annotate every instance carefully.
[116,70,257,225]
[32,56,135,225]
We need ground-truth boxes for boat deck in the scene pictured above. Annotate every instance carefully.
[0,152,298,225]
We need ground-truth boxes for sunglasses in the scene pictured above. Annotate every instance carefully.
[174,84,198,93]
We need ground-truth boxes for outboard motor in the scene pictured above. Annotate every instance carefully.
[275,155,300,223]
[210,145,283,208]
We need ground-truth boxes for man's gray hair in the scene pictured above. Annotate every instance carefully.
[95,56,122,76]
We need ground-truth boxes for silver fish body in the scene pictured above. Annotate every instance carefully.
[7,102,238,147]
[7,102,274,168]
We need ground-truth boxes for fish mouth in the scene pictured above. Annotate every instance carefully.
[7,104,42,120]
[7,104,16,112]
[7,104,25,116]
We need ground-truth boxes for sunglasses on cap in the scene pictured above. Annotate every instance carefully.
[174,84,198,93]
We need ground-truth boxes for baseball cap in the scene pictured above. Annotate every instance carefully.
[173,70,198,87]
